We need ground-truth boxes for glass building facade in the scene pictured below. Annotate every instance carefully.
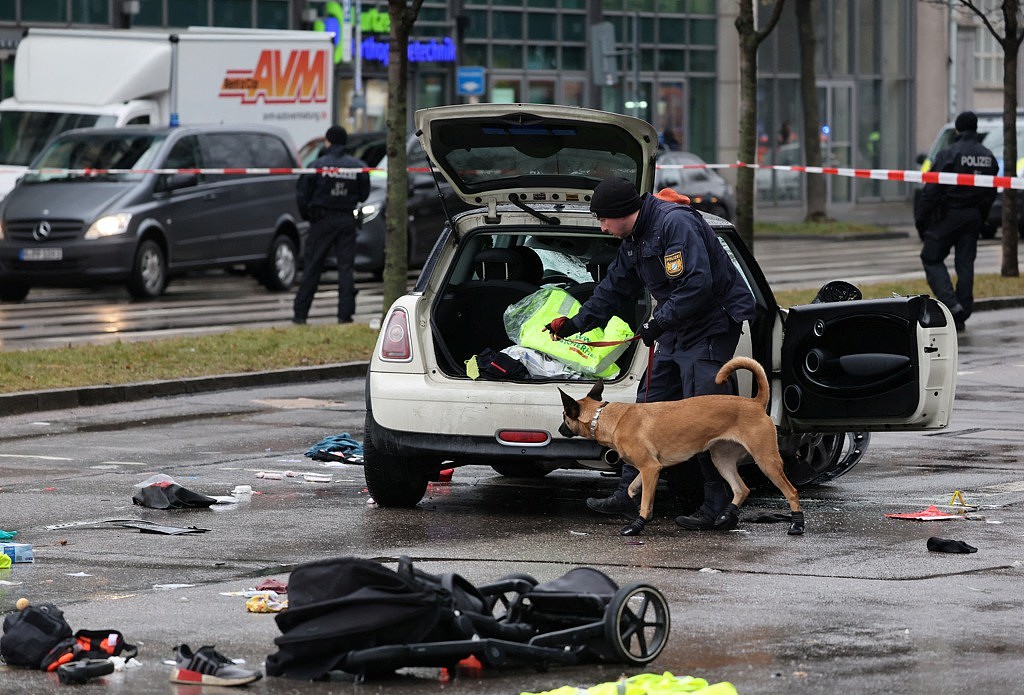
[0,1,983,212]
[755,0,915,206]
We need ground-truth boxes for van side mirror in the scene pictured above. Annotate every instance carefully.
[915,153,926,165]
[162,173,198,191]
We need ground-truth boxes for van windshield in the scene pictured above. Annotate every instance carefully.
[926,121,1024,175]
[0,111,117,166]
[23,132,165,183]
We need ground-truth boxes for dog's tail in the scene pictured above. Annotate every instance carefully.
[715,356,769,410]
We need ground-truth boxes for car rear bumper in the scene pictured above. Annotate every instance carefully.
[366,407,605,464]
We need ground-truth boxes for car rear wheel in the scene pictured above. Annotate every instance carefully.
[776,431,869,488]
[362,411,431,507]
[490,461,558,478]
[127,239,167,299]
[0,281,30,302]
[261,234,297,291]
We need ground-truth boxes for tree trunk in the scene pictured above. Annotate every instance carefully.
[1000,0,1020,277]
[795,0,827,222]
[734,0,786,252]
[734,4,759,251]
[381,1,425,315]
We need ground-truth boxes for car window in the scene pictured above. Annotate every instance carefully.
[203,132,251,181]
[250,133,296,168]
[157,134,204,190]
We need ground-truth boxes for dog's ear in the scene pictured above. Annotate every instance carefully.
[586,380,604,402]
[558,388,580,419]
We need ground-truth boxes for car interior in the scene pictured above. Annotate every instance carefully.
[431,229,650,379]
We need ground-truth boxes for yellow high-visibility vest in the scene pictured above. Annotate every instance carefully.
[508,288,633,378]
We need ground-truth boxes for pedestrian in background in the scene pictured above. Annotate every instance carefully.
[914,110,998,332]
[545,177,755,534]
[293,125,370,325]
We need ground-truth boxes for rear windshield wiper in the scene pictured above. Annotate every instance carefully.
[508,193,560,225]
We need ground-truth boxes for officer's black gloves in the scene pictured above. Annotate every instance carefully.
[544,316,580,340]
[638,318,664,347]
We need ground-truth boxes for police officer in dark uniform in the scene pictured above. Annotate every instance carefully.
[915,111,998,332]
[545,177,756,535]
[293,125,371,324]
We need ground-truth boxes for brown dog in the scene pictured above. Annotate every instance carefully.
[558,356,804,536]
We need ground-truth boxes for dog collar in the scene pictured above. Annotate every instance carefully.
[590,401,609,439]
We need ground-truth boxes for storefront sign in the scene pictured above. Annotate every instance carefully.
[361,37,456,67]
[311,2,450,66]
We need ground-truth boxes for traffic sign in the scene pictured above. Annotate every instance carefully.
[457,66,485,96]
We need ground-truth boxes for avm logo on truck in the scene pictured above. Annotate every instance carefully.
[220,49,329,104]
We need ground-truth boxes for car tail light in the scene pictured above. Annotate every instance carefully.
[379,307,412,361]
[496,430,550,445]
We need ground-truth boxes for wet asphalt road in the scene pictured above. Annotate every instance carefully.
[1,307,1023,694]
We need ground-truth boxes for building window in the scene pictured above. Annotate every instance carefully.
[169,0,208,27]
[492,11,522,40]
[213,0,252,27]
[74,0,109,24]
[0,0,15,20]
[562,46,585,71]
[23,0,67,23]
[492,78,519,104]
[257,0,289,29]
[974,6,1002,88]
[527,12,556,41]
[135,0,163,26]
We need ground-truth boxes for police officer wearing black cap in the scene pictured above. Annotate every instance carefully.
[545,176,756,535]
[293,125,371,324]
[915,110,998,332]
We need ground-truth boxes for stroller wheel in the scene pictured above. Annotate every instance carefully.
[603,583,671,665]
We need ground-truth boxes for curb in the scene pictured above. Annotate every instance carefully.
[0,361,369,417]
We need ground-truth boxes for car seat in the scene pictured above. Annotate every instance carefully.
[434,246,545,371]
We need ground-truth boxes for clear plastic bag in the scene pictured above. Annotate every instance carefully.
[501,345,587,379]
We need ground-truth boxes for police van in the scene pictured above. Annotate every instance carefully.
[918,110,1024,238]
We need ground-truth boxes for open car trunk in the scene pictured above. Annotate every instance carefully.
[428,225,652,381]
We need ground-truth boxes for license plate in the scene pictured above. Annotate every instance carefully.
[19,247,62,261]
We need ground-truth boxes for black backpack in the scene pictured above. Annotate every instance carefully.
[1,603,73,669]
[477,348,529,380]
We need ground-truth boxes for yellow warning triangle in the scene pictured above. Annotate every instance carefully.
[949,490,969,508]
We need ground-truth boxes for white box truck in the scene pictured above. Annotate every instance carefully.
[0,27,335,198]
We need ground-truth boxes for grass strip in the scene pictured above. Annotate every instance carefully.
[1,272,1022,395]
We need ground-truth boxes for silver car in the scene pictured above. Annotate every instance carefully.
[363,103,958,508]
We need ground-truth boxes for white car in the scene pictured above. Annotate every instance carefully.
[363,103,959,508]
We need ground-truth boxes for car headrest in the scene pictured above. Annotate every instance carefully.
[472,246,543,284]
[587,246,618,283]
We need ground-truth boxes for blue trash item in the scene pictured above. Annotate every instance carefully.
[305,434,364,463]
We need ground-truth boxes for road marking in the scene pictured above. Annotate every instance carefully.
[0,453,73,461]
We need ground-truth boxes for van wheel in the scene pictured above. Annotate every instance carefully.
[0,281,30,302]
[261,235,297,291]
[362,410,430,507]
[127,239,167,299]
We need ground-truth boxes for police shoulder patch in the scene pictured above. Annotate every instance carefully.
[664,251,684,277]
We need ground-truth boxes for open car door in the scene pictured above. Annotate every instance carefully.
[775,295,958,433]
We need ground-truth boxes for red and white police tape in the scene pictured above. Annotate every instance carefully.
[5,163,1021,190]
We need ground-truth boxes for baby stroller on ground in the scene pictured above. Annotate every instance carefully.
[265,556,671,680]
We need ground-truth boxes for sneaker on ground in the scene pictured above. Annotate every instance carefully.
[169,644,262,687]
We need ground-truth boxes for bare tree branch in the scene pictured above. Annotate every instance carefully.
[961,0,1008,46]
[756,0,788,45]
